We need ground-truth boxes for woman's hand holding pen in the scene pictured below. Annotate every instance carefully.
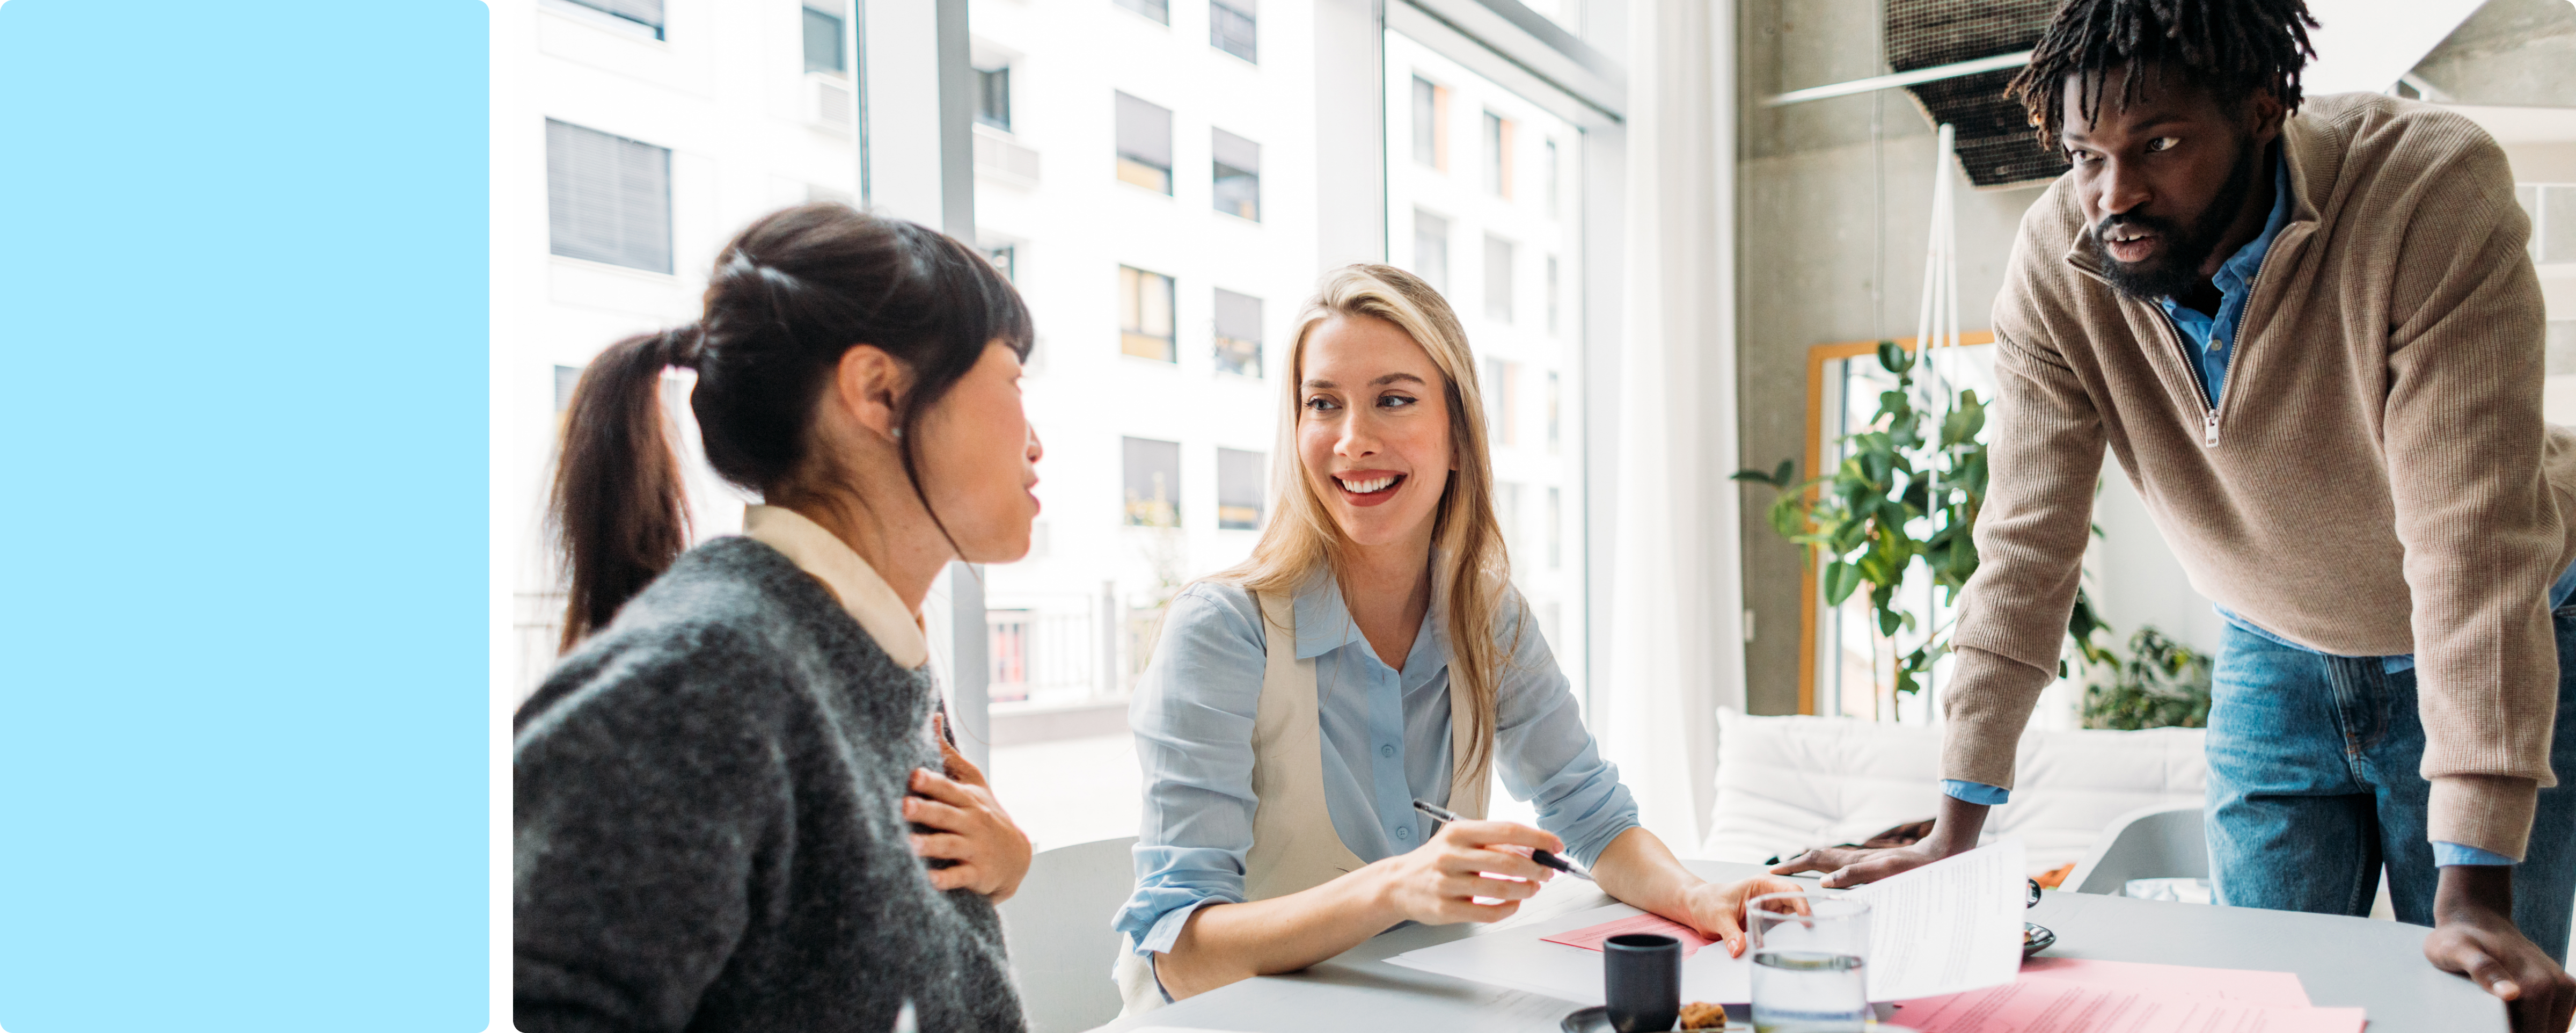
[1367,819,1560,926]
[905,715,1034,901]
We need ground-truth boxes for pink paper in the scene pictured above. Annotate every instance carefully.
[1891,977,2366,1033]
[1540,912,1714,957]
[2015,957,2312,1007]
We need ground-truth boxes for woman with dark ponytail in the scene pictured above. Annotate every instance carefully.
[515,203,1043,1033]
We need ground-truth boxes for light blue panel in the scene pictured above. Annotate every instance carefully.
[0,2,489,1030]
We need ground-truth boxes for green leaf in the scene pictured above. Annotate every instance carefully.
[1823,562,1862,605]
[1876,339,1913,375]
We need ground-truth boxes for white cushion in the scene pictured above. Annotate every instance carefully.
[1701,709,2206,874]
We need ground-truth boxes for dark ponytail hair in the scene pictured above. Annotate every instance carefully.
[550,203,1032,649]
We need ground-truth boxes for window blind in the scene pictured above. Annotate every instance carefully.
[565,0,664,34]
[547,119,674,274]
[1115,92,1173,169]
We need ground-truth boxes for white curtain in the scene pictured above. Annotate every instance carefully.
[1601,0,1741,850]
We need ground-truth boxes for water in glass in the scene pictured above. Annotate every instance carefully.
[1749,949,1868,1032]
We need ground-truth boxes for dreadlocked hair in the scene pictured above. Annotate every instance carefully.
[2007,0,2319,146]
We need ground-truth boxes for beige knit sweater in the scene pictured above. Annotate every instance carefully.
[1945,92,2570,859]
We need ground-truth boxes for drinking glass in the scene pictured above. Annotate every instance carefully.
[1746,891,1871,1033]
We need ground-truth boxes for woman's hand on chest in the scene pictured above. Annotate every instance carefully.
[902,715,1033,901]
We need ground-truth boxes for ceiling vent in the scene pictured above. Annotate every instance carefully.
[1887,0,2067,189]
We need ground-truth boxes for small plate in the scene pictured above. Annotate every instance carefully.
[1558,1005,1747,1032]
[2024,922,2057,958]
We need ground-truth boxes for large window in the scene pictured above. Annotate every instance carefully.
[1413,209,1450,295]
[1411,76,1447,169]
[1123,437,1182,527]
[976,66,1011,130]
[1484,234,1514,323]
[1210,0,1257,62]
[545,119,672,274]
[802,2,845,75]
[1217,447,1265,529]
[1213,287,1263,376]
[1119,265,1176,361]
[1212,128,1261,221]
[1483,111,1513,198]
[1115,91,1174,195]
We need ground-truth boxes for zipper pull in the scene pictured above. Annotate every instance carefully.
[2204,411,2221,447]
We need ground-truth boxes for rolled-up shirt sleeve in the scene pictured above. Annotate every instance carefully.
[1114,584,1270,955]
[1492,595,1641,867]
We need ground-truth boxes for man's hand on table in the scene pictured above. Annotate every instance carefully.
[2426,865,2576,1033]
[1768,795,1990,888]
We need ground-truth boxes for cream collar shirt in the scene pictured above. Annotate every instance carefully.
[740,504,930,670]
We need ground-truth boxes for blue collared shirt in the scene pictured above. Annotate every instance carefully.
[1951,149,2525,865]
[1114,575,1640,954]
[2155,147,2294,409]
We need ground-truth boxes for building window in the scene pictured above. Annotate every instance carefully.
[1115,91,1174,195]
[1547,486,1562,569]
[1484,235,1514,323]
[1114,0,1170,24]
[984,242,1018,282]
[1413,210,1449,296]
[562,0,664,39]
[1546,370,1561,452]
[1484,111,1513,198]
[1497,482,1524,561]
[976,66,1011,130]
[546,119,672,274]
[1210,0,1256,62]
[802,2,845,75]
[1484,358,1519,447]
[1411,76,1447,170]
[1123,437,1182,526]
[1213,287,1263,377]
[1211,128,1261,221]
[1545,138,1560,219]
[1217,447,1265,529]
[1120,265,1176,361]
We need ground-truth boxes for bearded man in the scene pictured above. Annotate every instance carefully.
[1770,1,2576,1028]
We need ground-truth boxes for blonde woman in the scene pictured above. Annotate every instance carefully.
[1112,265,1797,1009]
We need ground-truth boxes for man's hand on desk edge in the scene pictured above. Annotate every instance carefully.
[2427,864,2576,1033]
[1767,795,1990,888]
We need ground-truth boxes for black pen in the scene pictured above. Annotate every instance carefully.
[1410,798,1596,882]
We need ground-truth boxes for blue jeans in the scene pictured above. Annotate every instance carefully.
[2204,611,2576,961]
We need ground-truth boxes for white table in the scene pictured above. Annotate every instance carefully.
[1087,860,2506,1031]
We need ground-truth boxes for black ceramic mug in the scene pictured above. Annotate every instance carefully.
[1604,933,1681,1032]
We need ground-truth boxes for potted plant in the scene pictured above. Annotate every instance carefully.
[1736,341,2114,707]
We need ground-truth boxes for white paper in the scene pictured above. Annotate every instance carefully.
[1381,840,2026,1005]
[1382,901,1756,1005]
[1843,839,2026,1001]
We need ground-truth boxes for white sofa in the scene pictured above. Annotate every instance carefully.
[1701,709,2208,874]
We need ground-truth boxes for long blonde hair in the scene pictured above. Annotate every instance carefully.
[1215,264,1518,790]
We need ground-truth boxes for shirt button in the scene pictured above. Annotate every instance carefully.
[1379,744,1396,758]
[2208,336,2226,353]
[1396,825,1413,841]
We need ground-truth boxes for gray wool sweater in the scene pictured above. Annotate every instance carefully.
[514,535,1026,1033]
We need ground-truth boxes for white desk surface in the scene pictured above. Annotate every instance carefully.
[1086,860,2506,1031]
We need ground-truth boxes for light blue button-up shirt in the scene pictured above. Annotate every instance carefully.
[1951,148,2533,866]
[1115,574,1640,954]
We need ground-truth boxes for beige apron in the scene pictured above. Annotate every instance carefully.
[1113,590,1491,1015]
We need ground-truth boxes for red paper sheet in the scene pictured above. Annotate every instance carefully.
[1539,912,1714,957]
[2014,957,2311,1007]
[1890,976,2365,1033]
